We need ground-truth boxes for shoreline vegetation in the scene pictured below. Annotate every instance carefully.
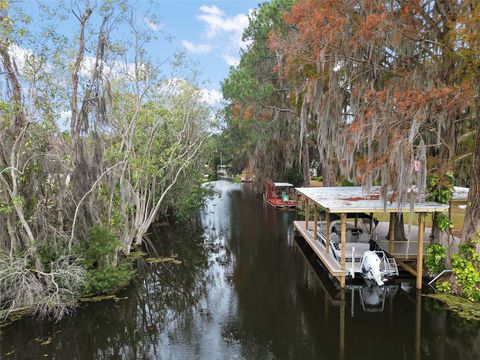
[0,236,189,327]
[0,0,217,324]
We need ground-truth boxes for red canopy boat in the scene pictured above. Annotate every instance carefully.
[265,182,298,208]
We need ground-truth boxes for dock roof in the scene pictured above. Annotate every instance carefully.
[295,186,449,214]
[274,182,294,187]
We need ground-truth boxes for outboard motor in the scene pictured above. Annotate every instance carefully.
[362,251,385,286]
[369,238,380,251]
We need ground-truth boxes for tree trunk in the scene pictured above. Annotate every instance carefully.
[322,159,337,187]
[302,142,310,187]
[386,213,407,241]
[432,213,454,266]
[0,44,26,130]
[462,79,480,251]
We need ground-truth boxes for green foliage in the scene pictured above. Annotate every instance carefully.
[340,178,355,186]
[171,181,215,222]
[78,226,135,295]
[0,202,13,214]
[440,234,480,303]
[220,0,301,184]
[285,167,303,187]
[452,253,480,302]
[36,237,68,270]
[83,263,134,295]
[425,244,447,274]
[222,67,273,103]
[427,171,455,237]
[435,213,453,231]
[426,171,455,204]
[437,281,452,293]
[459,243,476,260]
[80,226,119,269]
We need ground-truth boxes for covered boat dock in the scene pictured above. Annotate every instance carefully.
[293,186,449,289]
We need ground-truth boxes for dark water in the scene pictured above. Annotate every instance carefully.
[1,181,479,360]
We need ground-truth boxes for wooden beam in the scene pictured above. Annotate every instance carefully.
[389,213,395,253]
[325,210,330,254]
[340,213,347,288]
[305,199,310,231]
[313,204,318,240]
[397,260,417,277]
[416,212,426,289]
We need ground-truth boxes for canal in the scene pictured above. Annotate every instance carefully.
[0,181,479,359]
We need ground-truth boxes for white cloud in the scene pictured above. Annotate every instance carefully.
[80,55,140,81]
[144,17,164,32]
[197,5,249,41]
[200,88,223,105]
[181,40,212,54]
[199,5,222,16]
[189,5,252,66]
[158,79,223,106]
[222,54,239,67]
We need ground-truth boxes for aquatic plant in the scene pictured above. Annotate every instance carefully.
[429,294,480,321]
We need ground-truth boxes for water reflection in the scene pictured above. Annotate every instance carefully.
[0,181,479,360]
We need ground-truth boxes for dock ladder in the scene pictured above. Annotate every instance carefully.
[384,256,399,277]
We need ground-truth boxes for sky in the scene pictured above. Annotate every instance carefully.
[149,1,259,103]
[17,0,262,106]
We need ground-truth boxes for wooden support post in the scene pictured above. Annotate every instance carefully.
[325,210,330,254]
[416,212,426,290]
[340,213,347,288]
[313,204,318,240]
[305,199,310,231]
[389,212,395,253]
[354,213,358,228]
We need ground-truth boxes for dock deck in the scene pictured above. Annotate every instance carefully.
[293,221,363,279]
[370,222,430,260]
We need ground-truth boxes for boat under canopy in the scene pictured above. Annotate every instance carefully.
[293,186,449,289]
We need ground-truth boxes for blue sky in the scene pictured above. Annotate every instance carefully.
[151,1,260,102]
[17,0,261,105]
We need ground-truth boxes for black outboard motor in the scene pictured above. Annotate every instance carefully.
[369,239,380,251]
